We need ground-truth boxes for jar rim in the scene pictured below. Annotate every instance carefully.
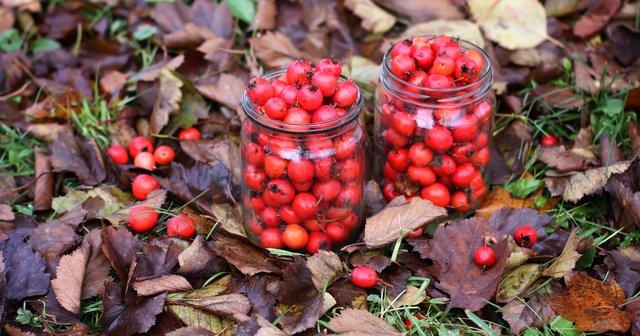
[242,69,363,135]
[380,36,493,104]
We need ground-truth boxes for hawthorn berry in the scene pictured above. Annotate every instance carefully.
[128,205,158,232]
[247,77,274,105]
[260,228,284,249]
[153,145,175,166]
[540,134,559,147]
[263,97,288,120]
[292,192,318,220]
[286,59,313,84]
[307,231,332,254]
[107,144,129,164]
[131,174,159,200]
[178,127,201,141]
[129,136,154,158]
[282,224,309,250]
[311,71,338,97]
[243,142,265,166]
[134,152,156,170]
[287,158,314,183]
[350,265,378,288]
[297,85,323,111]
[514,225,538,247]
[316,57,342,77]
[166,213,196,238]
[333,81,359,108]
[473,246,496,268]
[420,183,450,207]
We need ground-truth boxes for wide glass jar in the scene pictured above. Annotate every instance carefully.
[241,70,365,253]
[374,37,495,212]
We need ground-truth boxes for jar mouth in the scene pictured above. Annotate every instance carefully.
[242,69,363,135]
[380,36,493,106]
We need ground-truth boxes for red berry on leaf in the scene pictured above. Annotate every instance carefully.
[134,152,156,170]
[129,136,154,158]
[540,134,559,147]
[178,127,201,141]
[166,213,196,238]
[107,145,129,164]
[514,225,538,247]
[350,265,378,288]
[153,145,175,166]
[131,174,159,200]
[473,246,496,268]
[128,205,158,233]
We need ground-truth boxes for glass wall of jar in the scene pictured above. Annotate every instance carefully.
[374,36,494,212]
[241,70,365,253]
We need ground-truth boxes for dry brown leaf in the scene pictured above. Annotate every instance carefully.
[373,0,463,21]
[252,0,276,30]
[363,197,446,248]
[549,273,631,332]
[196,73,244,118]
[34,147,54,211]
[178,236,216,275]
[543,229,582,278]
[134,275,193,296]
[100,70,128,97]
[249,32,303,69]
[476,187,536,218]
[0,204,14,221]
[151,68,183,134]
[539,127,598,173]
[81,229,112,300]
[52,246,88,315]
[169,293,250,322]
[209,232,282,275]
[136,55,184,82]
[0,6,14,31]
[469,0,547,50]
[305,250,342,290]
[328,308,402,335]
[166,326,214,336]
[573,0,622,38]
[344,0,396,34]
[401,20,484,48]
[545,0,588,16]
[544,161,631,202]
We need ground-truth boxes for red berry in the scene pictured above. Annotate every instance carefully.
[178,127,201,140]
[243,142,265,166]
[473,101,492,123]
[540,134,559,147]
[166,213,196,238]
[267,136,298,156]
[313,179,342,202]
[514,225,538,247]
[383,162,399,182]
[249,195,266,213]
[244,165,266,190]
[306,136,334,158]
[333,81,358,108]
[282,224,309,250]
[431,154,456,176]
[263,97,288,120]
[311,105,339,123]
[465,49,485,72]
[408,166,436,186]
[431,36,452,53]
[264,179,295,207]
[279,85,298,105]
[283,107,311,125]
[382,182,397,201]
[307,231,332,254]
[316,57,342,77]
[383,128,410,148]
[338,159,361,183]
[391,39,414,58]
[271,78,288,95]
[131,174,159,200]
[286,59,313,84]
[387,148,410,172]
[333,132,358,160]
[423,74,453,90]
[326,222,349,244]
[279,205,300,224]
[153,145,175,166]
[260,228,284,249]
[471,147,490,167]
[473,246,496,268]
[303,218,325,231]
[292,192,318,221]
[424,125,453,152]
[297,85,323,111]
[313,157,335,181]
[107,145,129,165]
[129,136,154,158]
[430,56,455,76]
[420,183,450,207]
[287,158,314,183]
[450,191,471,212]
[454,57,478,83]
[412,46,435,70]
[312,71,338,97]
[405,70,428,94]
[247,218,264,236]
[451,143,475,164]
[473,132,490,150]
[390,55,416,79]
[439,42,463,60]
[408,143,433,167]
[469,172,487,200]
[434,107,463,127]
[264,155,288,178]
[391,111,416,137]
[338,211,359,230]
[247,77,274,105]
[337,183,361,207]
[451,163,476,187]
[134,152,156,170]
[350,265,378,288]
[260,207,280,227]
[451,115,478,142]
[128,205,158,233]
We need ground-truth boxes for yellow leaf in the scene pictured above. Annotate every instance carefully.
[344,0,396,34]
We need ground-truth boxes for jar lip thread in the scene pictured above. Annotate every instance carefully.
[380,36,493,105]
[242,69,363,135]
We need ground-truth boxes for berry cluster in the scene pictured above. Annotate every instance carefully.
[377,36,492,211]
[107,129,202,238]
[242,58,364,254]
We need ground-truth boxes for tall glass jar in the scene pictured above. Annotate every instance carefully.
[374,37,495,212]
[241,70,365,253]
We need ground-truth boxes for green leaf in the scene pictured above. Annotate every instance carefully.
[523,328,544,336]
[30,38,61,53]
[167,304,234,334]
[496,264,542,302]
[598,98,624,117]
[0,28,22,52]
[464,310,500,336]
[576,246,596,268]
[133,25,158,41]
[225,0,255,24]
[505,179,543,198]
[550,316,579,336]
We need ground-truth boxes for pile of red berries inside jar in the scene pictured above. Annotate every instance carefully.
[241,58,365,254]
[376,35,494,212]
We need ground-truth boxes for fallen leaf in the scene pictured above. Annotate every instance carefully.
[327,281,368,310]
[496,263,542,302]
[168,291,250,322]
[373,0,463,21]
[539,127,598,173]
[236,314,286,336]
[102,225,138,283]
[543,229,582,278]
[328,308,402,335]
[607,23,640,66]
[276,257,323,334]
[6,244,50,300]
[99,70,128,98]
[196,73,244,118]
[135,55,185,82]
[305,250,342,290]
[0,204,14,222]
[344,0,396,34]
[33,147,54,211]
[608,247,640,298]
[100,281,167,335]
[167,326,215,336]
[544,160,631,202]
[29,219,81,261]
[350,251,393,272]
[180,139,241,185]
[605,176,640,229]
[134,238,181,280]
[380,262,411,298]
[545,0,587,16]
[249,31,303,69]
[343,57,380,100]
[469,0,547,50]
[80,229,112,300]
[48,130,106,186]
[363,198,446,248]
[134,275,192,296]
[476,188,536,218]
[573,0,622,38]
[52,246,87,315]
[401,20,485,48]
[229,274,278,321]
[428,217,509,310]
[151,69,183,134]
[549,273,631,332]
[488,207,551,243]
[178,236,218,275]
[533,84,585,109]
[396,284,427,306]
[3,325,36,336]
[627,300,640,336]
[0,252,6,324]
[501,295,557,334]
[209,232,282,275]
[252,0,276,30]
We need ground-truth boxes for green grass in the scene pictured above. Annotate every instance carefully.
[0,124,43,177]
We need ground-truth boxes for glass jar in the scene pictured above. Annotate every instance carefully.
[240,70,365,253]
[374,37,495,212]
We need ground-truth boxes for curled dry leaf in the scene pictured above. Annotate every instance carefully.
[196,73,245,118]
[542,229,582,278]
[328,308,402,336]
[475,187,536,218]
[573,0,622,38]
[133,275,193,296]
[539,127,598,173]
[101,281,167,336]
[605,176,640,229]
[428,217,509,311]
[229,275,279,321]
[305,250,342,290]
[401,20,485,48]
[180,139,241,185]
[34,147,54,211]
[488,207,551,241]
[276,257,324,334]
[209,232,282,275]
[373,0,463,21]
[544,160,631,202]
[101,225,138,283]
[344,0,396,34]
[135,55,184,82]
[48,130,106,186]
[29,218,81,261]
[549,273,631,332]
[249,31,302,69]
[134,239,182,280]
[178,235,217,275]
[151,68,183,134]
[363,197,446,248]
[608,247,640,298]
[166,326,214,336]
[81,229,112,300]
[168,292,251,322]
